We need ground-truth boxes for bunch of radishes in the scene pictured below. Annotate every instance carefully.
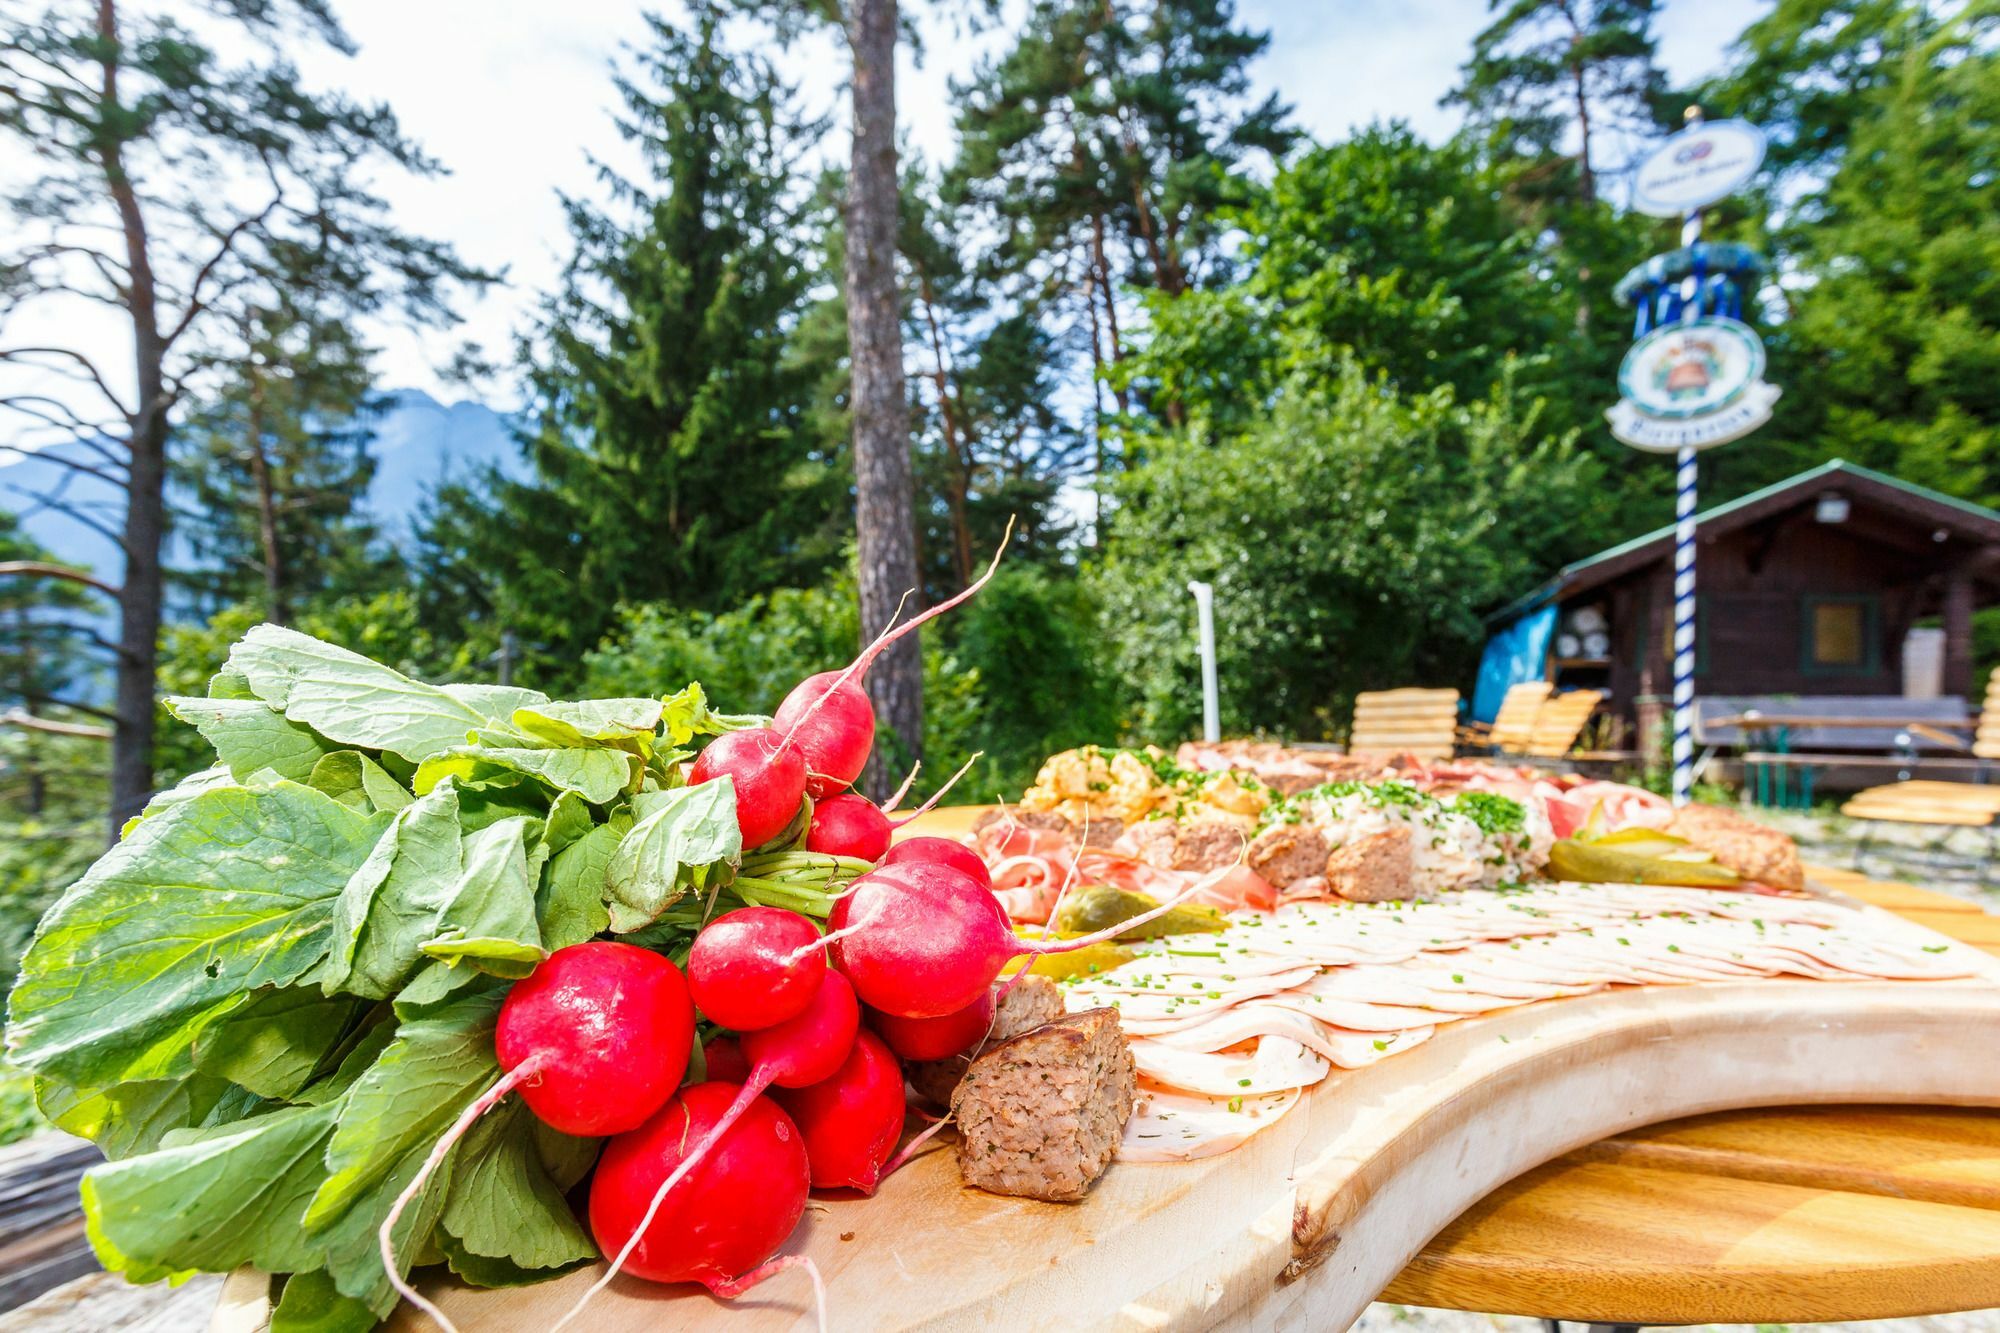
[386,540,1197,1331]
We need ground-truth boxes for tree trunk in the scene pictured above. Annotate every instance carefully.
[1089,211,1131,415]
[100,0,164,837]
[845,0,921,793]
[1570,53,1595,205]
[915,273,973,590]
[245,368,287,624]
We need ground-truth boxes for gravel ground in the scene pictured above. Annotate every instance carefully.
[1753,806,2000,908]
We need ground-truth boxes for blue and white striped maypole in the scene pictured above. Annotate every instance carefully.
[1609,108,1775,807]
[1672,108,1705,808]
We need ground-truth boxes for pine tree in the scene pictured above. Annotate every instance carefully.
[1447,0,1673,206]
[173,299,398,625]
[0,0,488,825]
[441,5,846,683]
[951,0,1293,429]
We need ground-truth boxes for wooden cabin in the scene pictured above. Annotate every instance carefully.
[1478,461,2000,755]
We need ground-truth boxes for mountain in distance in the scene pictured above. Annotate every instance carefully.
[0,388,523,579]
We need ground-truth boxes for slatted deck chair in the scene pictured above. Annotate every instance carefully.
[1485,681,1554,755]
[1525,688,1606,760]
[1349,688,1460,761]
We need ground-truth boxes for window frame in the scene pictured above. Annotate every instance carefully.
[1798,593,1881,676]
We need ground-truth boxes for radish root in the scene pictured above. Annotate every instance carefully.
[780,517,1016,753]
[878,1111,954,1183]
[551,1075,773,1332]
[880,760,923,814]
[706,1254,828,1333]
[885,751,983,828]
[380,1056,546,1333]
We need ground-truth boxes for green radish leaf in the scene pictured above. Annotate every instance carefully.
[535,1117,601,1191]
[308,751,414,814]
[226,625,499,763]
[439,1098,597,1282]
[305,989,502,1229]
[84,1099,343,1285]
[317,783,465,1001]
[542,789,595,856]
[539,821,619,951]
[119,765,237,839]
[442,682,550,715]
[392,961,500,1020]
[420,817,548,977]
[415,745,636,806]
[192,988,372,1101]
[512,696,664,750]
[36,1072,266,1162]
[270,1268,377,1333]
[163,694,338,783]
[7,781,390,1089]
[604,779,741,933]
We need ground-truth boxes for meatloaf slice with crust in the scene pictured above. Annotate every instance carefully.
[1246,822,1332,887]
[906,974,1066,1107]
[1324,825,1416,902]
[1668,802,1804,892]
[951,1007,1135,1202]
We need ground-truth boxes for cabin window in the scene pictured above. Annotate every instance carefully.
[1800,595,1879,674]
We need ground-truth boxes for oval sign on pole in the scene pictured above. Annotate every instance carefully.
[1630,119,1767,217]
[1607,317,1782,453]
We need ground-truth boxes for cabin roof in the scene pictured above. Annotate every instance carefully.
[1489,460,2000,624]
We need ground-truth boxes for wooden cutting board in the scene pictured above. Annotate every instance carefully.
[368,879,2000,1332]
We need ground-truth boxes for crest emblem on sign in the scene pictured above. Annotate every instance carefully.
[1607,317,1780,452]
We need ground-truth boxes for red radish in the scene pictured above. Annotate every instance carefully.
[881,835,992,888]
[775,520,1014,797]
[570,972,861,1316]
[688,907,826,1031]
[773,1029,906,1192]
[805,754,985,861]
[868,990,994,1061]
[805,793,893,861]
[580,1083,821,1320]
[703,1034,750,1084]
[689,727,808,850]
[828,859,1205,1018]
[494,942,695,1136]
[380,942,695,1331]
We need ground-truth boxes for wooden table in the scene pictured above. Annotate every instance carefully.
[1382,865,2000,1326]
[194,839,2000,1333]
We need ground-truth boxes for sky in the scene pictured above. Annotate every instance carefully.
[3,0,1762,417]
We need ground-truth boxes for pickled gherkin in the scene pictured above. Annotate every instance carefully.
[1546,839,1741,888]
[1053,884,1228,939]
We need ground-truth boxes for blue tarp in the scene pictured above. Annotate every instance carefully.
[1472,606,1557,723]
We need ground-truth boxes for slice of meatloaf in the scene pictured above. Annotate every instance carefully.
[1668,802,1804,892]
[1169,819,1250,872]
[906,974,1066,1107]
[1246,822,1332,887]
[1324,825,1416,902]
[951,1007,1135,1202]
[1122,817,1180,869]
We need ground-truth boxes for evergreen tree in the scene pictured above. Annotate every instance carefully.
[0,0,488,825]
[1726,6,2000,505]
[1447,0,1673,206]
[436,6,846,684]
[173,299,399,624]
[950,0,1293,430]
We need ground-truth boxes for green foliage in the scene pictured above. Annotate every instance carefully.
[1094,363,1597,743]
[439,5,848,682]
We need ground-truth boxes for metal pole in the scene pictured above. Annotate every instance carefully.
[1188,581,1220,743]
[1671,106,1704,807]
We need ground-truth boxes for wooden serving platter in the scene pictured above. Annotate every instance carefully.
[368,881,2000,1332]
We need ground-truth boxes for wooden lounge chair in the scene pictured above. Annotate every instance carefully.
[1524,688,1605,759]
[1486,681,1553,754]
[1350,688,1459,760]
